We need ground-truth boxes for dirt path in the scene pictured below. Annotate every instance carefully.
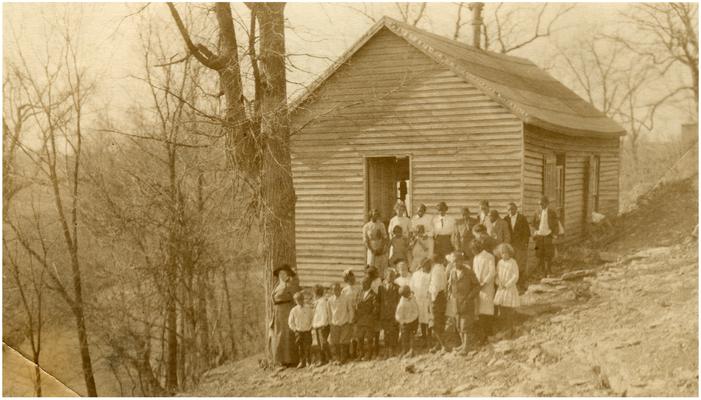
[186,239,698,397]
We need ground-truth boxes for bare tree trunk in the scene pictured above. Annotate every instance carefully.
[164,138,180,391]
[221,267,238,358]
[71,302,97,396]
[256,3,297,351]
[165,294,178,390]
[34,364,42,397]
[167,2,296,363]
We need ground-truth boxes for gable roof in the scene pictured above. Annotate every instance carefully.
[290,17,626,138]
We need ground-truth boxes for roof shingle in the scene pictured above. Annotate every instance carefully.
[291,17,626,137]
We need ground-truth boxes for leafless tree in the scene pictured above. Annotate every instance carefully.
[606,3,698,107]
[347,3,429,26]
[75,17,264,392]
[166,2,295,360]
[450,3,575,52]
[3,23,98,396]
[3,74,46,396]
[556,36,670,164]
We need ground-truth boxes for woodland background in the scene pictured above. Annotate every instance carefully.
[3,2,698,396]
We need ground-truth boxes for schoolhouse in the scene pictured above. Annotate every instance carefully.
[289,17,625,286]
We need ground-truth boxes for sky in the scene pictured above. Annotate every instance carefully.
[3,2,696,142]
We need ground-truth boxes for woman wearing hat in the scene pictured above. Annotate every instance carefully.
[270,264,301,367]
[432,202,457,260]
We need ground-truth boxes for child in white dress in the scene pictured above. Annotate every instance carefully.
[410,257,433,348]
[493,243,520,338]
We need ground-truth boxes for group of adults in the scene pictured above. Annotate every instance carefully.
[362,195,562,290]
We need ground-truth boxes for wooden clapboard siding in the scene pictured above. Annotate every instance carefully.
[290,28,523,287]
[523,124,620,243]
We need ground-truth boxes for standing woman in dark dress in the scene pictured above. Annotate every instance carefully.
[271,264,301,367]
[432,202,457,260]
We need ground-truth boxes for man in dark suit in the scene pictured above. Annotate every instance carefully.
[454,207,478,262]
[530,196,560,278]
[505,202,531,290]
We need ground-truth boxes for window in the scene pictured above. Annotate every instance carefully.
[556,154,566,222]
[592,155,601,212]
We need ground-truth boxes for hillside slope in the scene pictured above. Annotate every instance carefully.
[187,177,698,397]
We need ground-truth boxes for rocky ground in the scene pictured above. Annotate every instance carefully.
[187,178,698,397]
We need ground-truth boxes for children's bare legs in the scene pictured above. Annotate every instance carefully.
[303,339,312,367]
[459,332,470,354]
[432,330,447,352]
[400,325,409,356]
[502,307,515,338]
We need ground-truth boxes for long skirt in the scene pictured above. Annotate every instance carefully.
[411,238,432,272]
[271,302,299,366]
[434,235,454,260]
[534,235,554,261]
[367,248,388,276]
[431,291,447,335]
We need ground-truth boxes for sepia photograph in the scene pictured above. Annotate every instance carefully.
[2,1,698,397]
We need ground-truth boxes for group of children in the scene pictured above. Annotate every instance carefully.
[287,234,522,368]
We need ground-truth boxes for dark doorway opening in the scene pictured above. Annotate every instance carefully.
[365,156,411,226]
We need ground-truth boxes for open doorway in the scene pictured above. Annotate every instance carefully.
[365,156,411,227]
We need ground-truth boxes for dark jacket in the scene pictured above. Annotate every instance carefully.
[505,213,531,249]
[531,208,561,236]
[449,266,481,318]
[378,283,400,322]
[355,289,379,328]
[490,218,511,245]
[455,217,478,258]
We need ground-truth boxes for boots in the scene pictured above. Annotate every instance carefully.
[319,345,328,366]
[341,344,350,364]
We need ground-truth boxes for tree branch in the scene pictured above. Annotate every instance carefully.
[166,3,224,70]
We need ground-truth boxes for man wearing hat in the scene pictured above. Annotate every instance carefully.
[432,201,457,260]
[531,196,560,277]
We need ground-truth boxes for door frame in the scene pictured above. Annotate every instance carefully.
[363,154,413,223]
